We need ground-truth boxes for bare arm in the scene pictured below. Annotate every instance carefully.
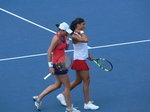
[88,51,93,61]
[47,35,59,73]
[72,31,88,44]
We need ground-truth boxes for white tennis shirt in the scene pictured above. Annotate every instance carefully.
[73,32,88,60]
[73,42,88,60]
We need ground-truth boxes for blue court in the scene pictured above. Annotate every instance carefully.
[0,0,150,112]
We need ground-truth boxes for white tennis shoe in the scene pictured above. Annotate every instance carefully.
[56,93,67,106]
[65,105,81,112]
[84,101,99,110]
[33,96,42,111]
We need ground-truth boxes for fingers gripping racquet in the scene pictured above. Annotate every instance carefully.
[44,54,72,80]
[92,58,113,71]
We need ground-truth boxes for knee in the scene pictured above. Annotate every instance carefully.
[84,78,90,85]
[75,80,82,85]
[57,83,62,88]
[54,83,62,89]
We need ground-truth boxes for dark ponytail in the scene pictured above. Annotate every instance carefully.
[70,21,76,34]
[55,24,59,28]
[70,17,85,35]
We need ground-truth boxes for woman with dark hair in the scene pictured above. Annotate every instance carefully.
[33,22,80,112]
[57,18,99,110]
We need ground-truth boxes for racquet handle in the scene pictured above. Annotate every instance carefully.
[44,73,52,80]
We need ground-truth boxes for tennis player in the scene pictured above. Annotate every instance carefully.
[33,22,80,112]
[57,18,99,110]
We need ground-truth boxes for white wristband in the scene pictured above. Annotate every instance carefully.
[80,31,84,34]
[48,62,53,67]
[66,40,70,44]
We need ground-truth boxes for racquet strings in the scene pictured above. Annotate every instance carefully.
[98,59,112,71]
[57,54,72,70]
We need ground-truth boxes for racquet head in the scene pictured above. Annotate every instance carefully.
[44,54,72,80]
[92,58,113,71]
[56,54,72,71]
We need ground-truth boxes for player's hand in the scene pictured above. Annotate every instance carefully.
[50,67,55,74]
[87,56,93,61]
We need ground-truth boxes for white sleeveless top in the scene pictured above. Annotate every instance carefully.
[73,32,88,60]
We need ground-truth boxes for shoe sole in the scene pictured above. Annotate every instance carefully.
[84,107,99,110]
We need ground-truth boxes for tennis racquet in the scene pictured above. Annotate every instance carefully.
[44,54,72,80]
[91,58,113,71]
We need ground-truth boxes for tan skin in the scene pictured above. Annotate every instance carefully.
[38,29,72,109]
[62,22,92,104]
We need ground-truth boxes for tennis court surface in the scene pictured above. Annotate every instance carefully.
[0,0,150,112]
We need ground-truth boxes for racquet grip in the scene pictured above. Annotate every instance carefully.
[44,73,52,80]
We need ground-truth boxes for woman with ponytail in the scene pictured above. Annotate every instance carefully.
[57,18,99,110]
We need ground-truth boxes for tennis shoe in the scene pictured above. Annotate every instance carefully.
[65,105,81,112]
[33,96,42,111]
[57,93,67,106]
[84,101,99,110]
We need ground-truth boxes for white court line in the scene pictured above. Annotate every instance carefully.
[0,7,83,42]
[0,39,150,62]
[0,8,56,34]
[0,50,74,62]
[0,8,150,61]
[88,39,150,49]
